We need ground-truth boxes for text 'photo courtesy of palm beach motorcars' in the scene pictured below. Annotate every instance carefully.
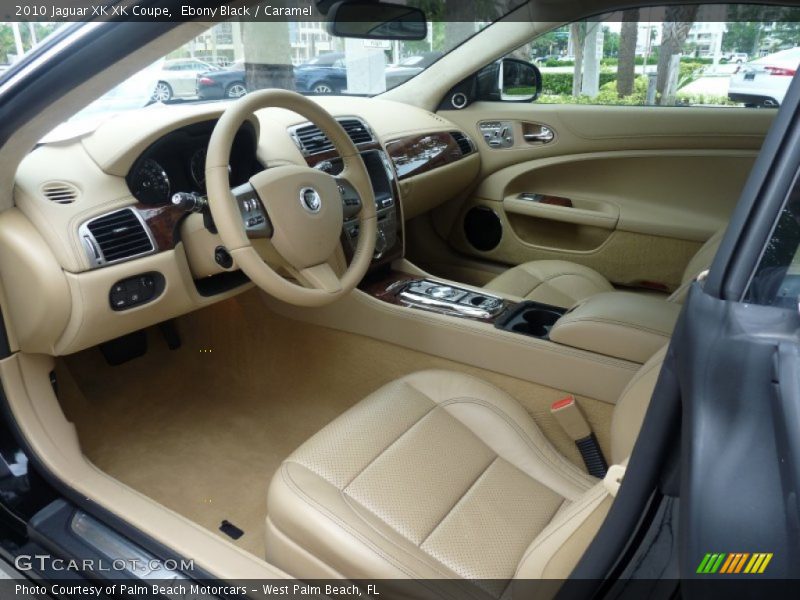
[1,0,800,598]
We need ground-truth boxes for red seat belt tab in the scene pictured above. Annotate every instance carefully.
[550,395,608,478]
[550,395,591,440]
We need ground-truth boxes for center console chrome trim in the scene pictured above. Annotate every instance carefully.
[394,279,505,320]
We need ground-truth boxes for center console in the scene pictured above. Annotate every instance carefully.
[361,272,514,322]
[363,270,680,365]
[494,302,566,338]
[393,279,506,320]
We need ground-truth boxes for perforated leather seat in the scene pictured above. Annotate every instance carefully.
[484,228,725,308]
[265,348,667,590]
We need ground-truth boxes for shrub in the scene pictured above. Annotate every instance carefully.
[540,72,616,95]
[537,75,741,107]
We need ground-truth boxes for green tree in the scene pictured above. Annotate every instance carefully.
[722,22,760,55]
[0,22,59,63]
[603,26,620,57]
[409,0,502,51]
[530,28,568,59]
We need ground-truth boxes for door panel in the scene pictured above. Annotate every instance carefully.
[429,104,773,290]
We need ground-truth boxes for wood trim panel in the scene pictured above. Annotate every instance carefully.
[135,203,188,252]
[385,132,471,180]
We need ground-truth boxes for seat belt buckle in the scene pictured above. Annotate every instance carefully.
[551,395,608,478]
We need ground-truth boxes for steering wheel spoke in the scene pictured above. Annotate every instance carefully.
[232,182,273,239]
[299,263,343,293]
[335,175,362,221]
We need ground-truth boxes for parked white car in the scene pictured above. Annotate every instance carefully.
[728,47,800,107]
[723,52,749,63]
[151,58,219,102]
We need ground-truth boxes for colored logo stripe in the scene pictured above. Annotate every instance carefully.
[697,553,773,575]
[697,553,725,573]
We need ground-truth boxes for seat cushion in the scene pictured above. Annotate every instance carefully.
[266,370,599,593]
[484,260,614,308]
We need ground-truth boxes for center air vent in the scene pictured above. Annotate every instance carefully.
[450,131,475,156]
[41,182,79,204]
[291,117,374,156]
[79,208,155,268]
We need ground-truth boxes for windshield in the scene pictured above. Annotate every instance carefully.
[2,11,509,128]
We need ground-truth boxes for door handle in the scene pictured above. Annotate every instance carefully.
[523,127,555,143]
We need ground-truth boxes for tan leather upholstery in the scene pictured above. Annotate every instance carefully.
[484,228,725,308]
[483,260,614,307]
[266,349,667,588]
[549,292,681,363]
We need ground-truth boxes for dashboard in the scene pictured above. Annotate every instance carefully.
[8,97,481,357]
[126,120,260,204]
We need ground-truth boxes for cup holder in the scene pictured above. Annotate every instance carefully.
[511,309,562,337]
[495,302,566,339]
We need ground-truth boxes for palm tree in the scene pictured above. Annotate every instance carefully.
[655,5,698,105]
[570,22,586,96]
[240,22,295,93]
[617,9,639,97]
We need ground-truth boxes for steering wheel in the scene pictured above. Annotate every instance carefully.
[205,90,377,307]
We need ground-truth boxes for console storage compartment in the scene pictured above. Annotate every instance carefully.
[549,292,681,363]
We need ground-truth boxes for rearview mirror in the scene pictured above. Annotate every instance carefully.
[327,1,428,41]
[477,58,542,103]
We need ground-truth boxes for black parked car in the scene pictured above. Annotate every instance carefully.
[293,52,347,94]
[196,62,247,100]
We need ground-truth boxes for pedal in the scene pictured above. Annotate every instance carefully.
[158,319,181,350]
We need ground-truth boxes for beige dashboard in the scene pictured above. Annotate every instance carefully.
[4,96,480,356]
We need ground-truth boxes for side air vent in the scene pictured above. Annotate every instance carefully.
[41,181,79,204]
[451,131,474,156]
[291,117,374,156]
[79,208,155,268]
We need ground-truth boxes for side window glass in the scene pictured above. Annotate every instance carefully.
[524,4,800,108]
[746,176,800,308]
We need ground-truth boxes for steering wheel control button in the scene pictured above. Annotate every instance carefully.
[232,183,273,239]
[109,273,164,311]
[299,187,322,214]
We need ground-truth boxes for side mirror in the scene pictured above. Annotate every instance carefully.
[327,1,428,41]
[477,58,542,103]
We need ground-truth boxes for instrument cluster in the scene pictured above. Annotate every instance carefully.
[126,120,259,205]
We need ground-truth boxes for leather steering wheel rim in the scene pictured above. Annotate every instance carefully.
[206,89,377,307]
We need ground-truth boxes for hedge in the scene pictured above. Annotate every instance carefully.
[537,75,739,107]
[540,55,714,68]
[541,72,616,95]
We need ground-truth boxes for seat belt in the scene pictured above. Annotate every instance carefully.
[550,395,608,478]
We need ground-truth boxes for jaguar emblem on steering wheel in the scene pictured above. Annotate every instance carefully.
[300,187,322,214]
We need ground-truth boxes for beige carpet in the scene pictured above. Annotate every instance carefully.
[56,289,613,559]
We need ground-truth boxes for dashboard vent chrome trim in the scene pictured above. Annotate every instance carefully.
[41,181,79,204]
[289,116,375,156]
[450,131,475,156]
[78,208,156,269]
